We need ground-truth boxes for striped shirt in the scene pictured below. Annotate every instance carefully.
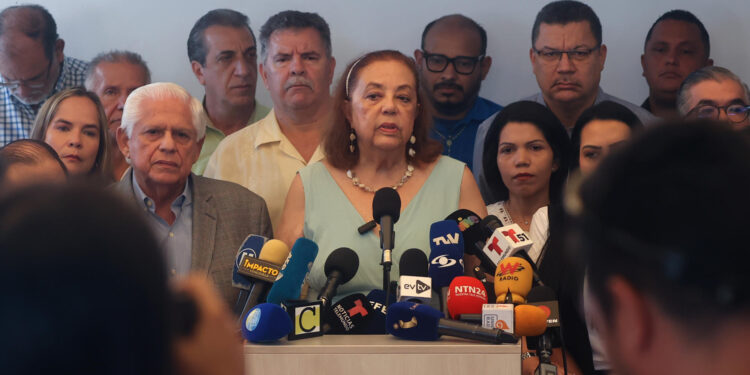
[0,56,89,146]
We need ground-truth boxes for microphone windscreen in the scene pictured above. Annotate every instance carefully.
[526,285,560,328]
[324,247,359,283]
[324,293,374,334]
[479,215,502,237]
[514,304,548,337]
[232,234,268,290]
[259,239,291,265]
[385,301,443,341]
[429,220,465,288]
[362,289,393,334]
[511,249,537,273]
[526,285,557,303]
[446,276,488,319]
[266,237,319,304]
[373,187,401,223]
[494,256,533,304]
[399,248,428,277]
[445,209,484,256]
[241,303,292,343]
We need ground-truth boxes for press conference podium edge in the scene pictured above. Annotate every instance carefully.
[244,334,521,375]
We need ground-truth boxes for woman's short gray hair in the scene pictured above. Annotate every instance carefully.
[120,82,206,140]
[677,66,750,116]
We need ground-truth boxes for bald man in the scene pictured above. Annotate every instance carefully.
[415,14,501,171]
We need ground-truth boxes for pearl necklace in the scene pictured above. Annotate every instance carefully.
[345,164,415,193]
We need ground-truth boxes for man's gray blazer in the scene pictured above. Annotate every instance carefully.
[114,170,273,307]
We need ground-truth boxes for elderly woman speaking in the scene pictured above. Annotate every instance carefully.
[278,50,486,299]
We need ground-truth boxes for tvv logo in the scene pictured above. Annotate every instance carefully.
[432,233,460,245]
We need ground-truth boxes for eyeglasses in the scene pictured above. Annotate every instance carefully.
[533,46,601,63]
[421,51,484,75]
[686,104,750,123]
[0,59,53,90]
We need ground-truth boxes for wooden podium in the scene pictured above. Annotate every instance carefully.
[244,334,521,375]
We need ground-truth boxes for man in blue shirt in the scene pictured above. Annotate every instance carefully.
[0,5,88,146]
[414,14,501,171]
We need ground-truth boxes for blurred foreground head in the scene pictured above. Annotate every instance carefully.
[577,120,750,375]
[0,184,172,374]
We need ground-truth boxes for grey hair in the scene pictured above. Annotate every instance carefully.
[120,82,206,140]
[84,50,151,90]
[677,66,750,116]
[259,10,331,62]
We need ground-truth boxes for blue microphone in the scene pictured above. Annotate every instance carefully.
[386,301,444,340]
[266,237,319,304]
[428,220,465,288]
[232,235,268,315]
[386,301,517,344]
[241,303,293,343]
[429,220,464,314]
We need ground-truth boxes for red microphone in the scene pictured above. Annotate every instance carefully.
[446,276,488,320]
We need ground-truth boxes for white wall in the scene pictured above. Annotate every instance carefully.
[16,0,750,108]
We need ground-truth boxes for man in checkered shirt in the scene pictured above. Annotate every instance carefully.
[0,4,88,146]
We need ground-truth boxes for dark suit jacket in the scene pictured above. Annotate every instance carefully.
[114,170,273,307]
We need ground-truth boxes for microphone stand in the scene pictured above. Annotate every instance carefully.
[379,216,394,304]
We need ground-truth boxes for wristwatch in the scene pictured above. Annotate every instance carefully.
[521,352,537,361]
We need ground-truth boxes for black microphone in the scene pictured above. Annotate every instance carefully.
[397,248,432,303]
[513,248,545,287]
[526,286,562,374]
[323,293,374,334]
[446,211,500,273]
[318,247,359,307]
[373,187,401,268]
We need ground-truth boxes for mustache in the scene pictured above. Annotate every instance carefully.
[284,77,314,90]
[433,82,463,92]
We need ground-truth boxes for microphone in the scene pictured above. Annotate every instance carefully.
[482,221,534,269]
[238,239,290,319]
[373,187,401,268]
[318,247,359,307]
[241,303,293,343]
[323,293,374,334]
[514,304,549,337]
[526,286,562,356]
[362,289,395,334]
[429,220,465,314]
[386,301,517,344]
[446,276,488,320]
[494,256,533,304]
[397,248,432,304]
[446,210,497,272]
[266,237,319,304]
[232,234,268,315]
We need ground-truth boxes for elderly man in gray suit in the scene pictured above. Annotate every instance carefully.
[114,82,272,308]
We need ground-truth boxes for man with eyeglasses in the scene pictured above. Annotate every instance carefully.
[473,1,653,204]
[677,66,750,129]
[414,14,500,171]
[0,5,88,146]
